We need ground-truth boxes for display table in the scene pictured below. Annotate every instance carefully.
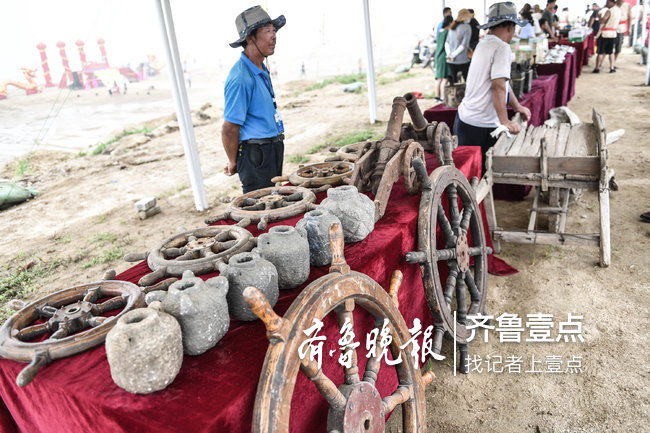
[422,73,559,131]
[0,148,516,433]
[553,33,595,76]
[537,48,578,107]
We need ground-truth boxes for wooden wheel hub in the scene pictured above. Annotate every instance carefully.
[456,233,470,273]
[327,382,385,433]
[185,236,216,251]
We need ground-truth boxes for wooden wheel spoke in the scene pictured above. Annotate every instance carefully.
[464,270,482,313]
[456,277,467,324]
[241,202,265,211]
[436,248,456,261]
[161,247,183,259]
[437,204,457,247]
[91,296,127,315]
[459,205,473,234]
[282,192,302,202]
[362,320,384,385]
[443,266,458,307]
[15,322,51,341]
[446,183,461,234]
[382,385,412,414]
[176,251,196,261]
[49,324,71,340]
[87,316,108,327]
[37,305,57,318]
[468,246,484,257]
[300,358,347,410]
[264,201,275,210]
[335,299,359,385]
[82,287,101,304]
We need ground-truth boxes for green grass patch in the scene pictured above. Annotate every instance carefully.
[0,257,64,324]
[305,73,366,92]
[91,126,153,155]
[54,235,72,244]
[14,154,32,177]
[308,129,385,155]
[288,154,309,164]
[81,247,125,270]
[90,232,119,245]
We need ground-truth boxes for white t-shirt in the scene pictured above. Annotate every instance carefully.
[458,34,512,128]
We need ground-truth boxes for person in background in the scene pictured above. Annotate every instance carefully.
[558,7,570,29]
[436,7,453,40]
[455,1,531,174]
[614,0,631,68]
[435,15,454,102]
[542,0,558,41]
[532,3,544,35]
[518,8,537,38]
[468,9,482,51]
[446,8,473,84]
[630,0,644,46]
[593,0,621,73]
[222,6,287,193]
[589,2,601,36]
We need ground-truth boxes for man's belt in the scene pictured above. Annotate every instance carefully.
[240,134,284,145]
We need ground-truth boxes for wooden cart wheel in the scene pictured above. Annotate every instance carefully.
[205,186,317,231]
[334,141,367,162]
[245,223,434,433]
[402,141,425,195]
[124,225,256,286]
[0,280,145,386]
[405,158,491,371]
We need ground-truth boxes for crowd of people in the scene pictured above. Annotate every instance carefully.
[433,0,646,101]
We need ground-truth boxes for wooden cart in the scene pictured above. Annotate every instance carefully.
[480,108,612,267]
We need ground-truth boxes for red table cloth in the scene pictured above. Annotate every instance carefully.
[0,148,516,433]
[422,73,559,131]
[537,48,577,107]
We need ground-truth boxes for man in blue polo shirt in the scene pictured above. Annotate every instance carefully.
[222,6,286,193]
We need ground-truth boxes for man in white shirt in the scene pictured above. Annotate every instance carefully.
[456,1,531,174]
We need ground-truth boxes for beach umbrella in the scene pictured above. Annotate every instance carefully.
[154,0,208,211]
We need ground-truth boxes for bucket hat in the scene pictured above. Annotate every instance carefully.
[229,5,286,48]
[480,2,528,29]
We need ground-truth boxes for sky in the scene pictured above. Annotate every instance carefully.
[0,0,609,87]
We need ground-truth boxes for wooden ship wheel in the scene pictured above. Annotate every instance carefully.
[244,223,435,433]
[123,225,256,286]
[0,278,173,386]
[271,161,354,193]
[205,186,317,231]
[323,141,370,163]
[405,155,491,373]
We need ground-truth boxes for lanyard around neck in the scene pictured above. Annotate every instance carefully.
[259,68,277,109]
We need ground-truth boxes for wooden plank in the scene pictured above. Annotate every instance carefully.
[491,175,599,190]
[493,230,601,247]
[528,188,540,232]
[492,155,601,176]
[540,138,548,191]
[558,188,571,233]
[493,132,515,156]
[503,125,527,155]
[507,124,534,156]
[544,125,559,156]
[548,188,561,233]
[554,123,571,156]
[592,108,607,152]
[483,187,501,253]
[565,123,597,156]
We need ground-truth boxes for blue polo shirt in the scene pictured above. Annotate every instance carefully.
[224,52,281,141]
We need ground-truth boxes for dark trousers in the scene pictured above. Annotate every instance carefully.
[236,137,284,193]
[448,62,470,84]
[453,116,497,175]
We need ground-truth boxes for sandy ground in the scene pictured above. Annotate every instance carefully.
[1,51,649,432]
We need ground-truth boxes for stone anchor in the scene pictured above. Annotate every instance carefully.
[145,270,230,356]
[256,226,310,290]
[105,305,183,394]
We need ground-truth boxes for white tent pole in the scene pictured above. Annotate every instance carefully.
[484,0,487,22]
[634,0,640,45]
[362,0,378,124]
[639,0,650,64]
[154,0,208,211]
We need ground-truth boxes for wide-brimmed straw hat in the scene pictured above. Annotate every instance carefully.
[229,5,286,48]
[456,9,472,22]
[480,2,528,29]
